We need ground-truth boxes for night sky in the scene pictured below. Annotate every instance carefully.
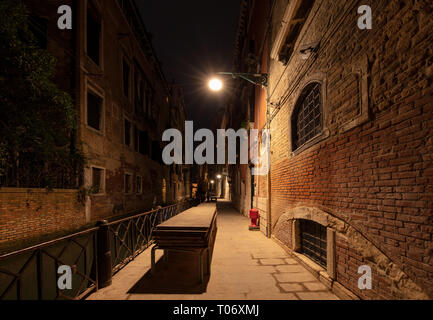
[136,0,242,130]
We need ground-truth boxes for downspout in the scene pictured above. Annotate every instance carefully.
[266,84,272,238]
[264,1,276,238]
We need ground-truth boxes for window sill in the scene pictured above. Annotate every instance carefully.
[291,128,330,157]
[340,112,369,134]
[85,55,103,72]
[91,192,105,197]
[85,125,104,136]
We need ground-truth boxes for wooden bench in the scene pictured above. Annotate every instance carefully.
[151,203,217,283]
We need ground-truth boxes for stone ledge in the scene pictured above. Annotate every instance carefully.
[333,281,360,300]
[0,187,78,194]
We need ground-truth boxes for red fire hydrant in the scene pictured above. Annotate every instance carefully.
[249,208,260,231]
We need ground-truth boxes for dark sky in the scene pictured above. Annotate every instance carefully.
[135,0,242,130]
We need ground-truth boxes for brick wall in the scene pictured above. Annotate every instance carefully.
[335,235,389,300]
[0,188,86,246]
[269,0,433,299]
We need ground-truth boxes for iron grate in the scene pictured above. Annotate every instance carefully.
[300,219,327,268]
[292,82,322,150]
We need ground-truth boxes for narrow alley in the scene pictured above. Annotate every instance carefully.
[87,200,338,300]
[1,0,432,304]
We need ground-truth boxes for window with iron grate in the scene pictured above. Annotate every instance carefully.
[300,219,327,268]
[291,82,322,151]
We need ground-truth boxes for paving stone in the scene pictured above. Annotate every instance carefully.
[303,282,329,291]
[275,265,309,273]
[252,253,289,259]
[296,291,339,300]
[87,201,336,300]
[246,292,299,300]
[279,283,305,292]
[259,258,286,265]
[274,272,317,283]
[284,258,298,265]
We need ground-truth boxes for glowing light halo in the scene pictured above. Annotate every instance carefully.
[208,78,223,91]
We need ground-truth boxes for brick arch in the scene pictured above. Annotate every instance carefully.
[274,206,430,299]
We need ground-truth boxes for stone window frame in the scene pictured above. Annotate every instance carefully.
[121,53,133,101]
[90,165,106,196]
[136,175,143,195]
[133,124,140,153]
[291,82,323,151]
[84,0,104,70]
[123,116,133,149]
[289,73,330,157]
[133,61,147,116]
[124,172,133,195]
[85,80,105,135]
[292,218,336,280]
[340,54,370,133]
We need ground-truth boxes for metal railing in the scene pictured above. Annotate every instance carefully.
[108,199,199,275]
[0,198,200,300]
[0,228,99,300]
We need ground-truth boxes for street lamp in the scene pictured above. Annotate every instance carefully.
[216,174,222,179]
[208,78,223,91]
[208,71,270,235]
[213,72,268,88]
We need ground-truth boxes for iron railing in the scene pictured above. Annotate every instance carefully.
[0,227,99,300]
[108,199,199,274]
[0,198,200,300]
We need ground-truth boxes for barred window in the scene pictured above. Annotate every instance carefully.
[300,219,327,268]
[291,82,322,151]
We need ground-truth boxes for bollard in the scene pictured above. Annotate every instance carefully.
[96,220,112,289]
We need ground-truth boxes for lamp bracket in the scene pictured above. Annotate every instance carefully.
[217,72,268,88]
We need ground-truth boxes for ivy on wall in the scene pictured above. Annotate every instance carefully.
[0,0,83,189]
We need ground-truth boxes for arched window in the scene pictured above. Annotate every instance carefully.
[291,82,322,151]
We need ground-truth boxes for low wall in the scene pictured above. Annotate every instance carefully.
[0,188,86,247]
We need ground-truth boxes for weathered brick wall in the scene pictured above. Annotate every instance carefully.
[335,235,389,300]
[270,0,433,299]
[0,188,86,246]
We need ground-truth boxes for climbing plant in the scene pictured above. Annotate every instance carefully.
[0,0,83,188]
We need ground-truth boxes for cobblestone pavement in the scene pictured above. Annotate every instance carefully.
[87,200,339,300]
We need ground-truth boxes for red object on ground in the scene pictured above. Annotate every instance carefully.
[249,208,260,230]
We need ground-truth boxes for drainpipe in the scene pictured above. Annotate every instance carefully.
[266,84,272,238]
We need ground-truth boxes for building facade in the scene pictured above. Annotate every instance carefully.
[225,0,433,299]
[0,0,191,247]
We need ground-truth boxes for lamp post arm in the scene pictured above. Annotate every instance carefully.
[216,72,268,87]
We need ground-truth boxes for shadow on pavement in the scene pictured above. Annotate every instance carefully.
[216,199,239,216]
[127,248,211,294]
[128,200,228,295]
